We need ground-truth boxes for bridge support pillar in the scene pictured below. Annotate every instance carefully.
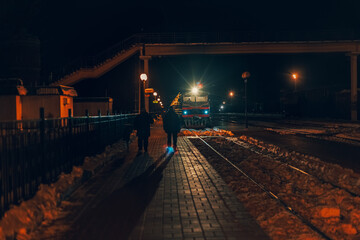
[350,54,358,121]
[140,55,152,113]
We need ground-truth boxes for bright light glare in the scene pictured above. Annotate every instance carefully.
[140,73,147,81]
[292,73,297,80]
[153,92,158,96]
[204,110,208,114]
[183,111,187,115]
[191,87,199,95]
[157,98,160,101]
[220,105,224,109]
[229,91,234,97]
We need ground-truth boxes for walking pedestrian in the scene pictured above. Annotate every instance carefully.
[134,109,154,153]
[163,106,181,151]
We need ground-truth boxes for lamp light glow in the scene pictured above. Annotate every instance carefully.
[191,87,199,95]
[140,73,148,81]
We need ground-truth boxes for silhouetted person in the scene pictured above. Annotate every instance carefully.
[134,109,154,152]
[163,106,181,151]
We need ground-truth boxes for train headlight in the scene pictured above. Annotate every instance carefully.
[183,111,188,115]
[191,87,199,95]
[204,110,208,114]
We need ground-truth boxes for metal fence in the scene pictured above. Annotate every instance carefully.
[0,113,135,216]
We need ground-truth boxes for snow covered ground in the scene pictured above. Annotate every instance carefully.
[0,134,134,240]
[262,120,360,146]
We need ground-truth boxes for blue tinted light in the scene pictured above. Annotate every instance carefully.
[183,111,187,115]
[204,110,208,114]
[166,146,174,154]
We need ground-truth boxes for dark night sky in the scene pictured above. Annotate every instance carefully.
[1,0,360,112]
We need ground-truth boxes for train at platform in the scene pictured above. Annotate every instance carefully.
[171,85,211,128]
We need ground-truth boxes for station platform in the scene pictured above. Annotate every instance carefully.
[125,122,268,240]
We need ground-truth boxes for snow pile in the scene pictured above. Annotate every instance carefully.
[179,128,234,136]
[82,138,130,174]
[335,132,360,142]
[236,135,360,196]
[0,137,131,240]
[266,128,326,135]
[265,123,360,146]
[0,166,83,240]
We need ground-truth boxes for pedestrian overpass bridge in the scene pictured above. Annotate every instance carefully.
[50,32,360,120]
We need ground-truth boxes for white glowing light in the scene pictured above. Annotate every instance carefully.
[140,73,147,81]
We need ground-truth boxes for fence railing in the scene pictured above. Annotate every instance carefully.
[0,114,135,216]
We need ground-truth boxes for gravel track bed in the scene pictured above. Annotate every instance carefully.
[190,137,360,240]
[189,137,323,240]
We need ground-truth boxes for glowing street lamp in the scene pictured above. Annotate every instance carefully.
[229,91,234,97]
[292,73,298,91]
[153,92,158,97]
[140,73,148,81]
[140,73,147,111]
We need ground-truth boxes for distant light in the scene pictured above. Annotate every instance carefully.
[223,101,226,104]
[242,71,251,79]
[292,73,297,80]
[220,105,224,109]
[160,102,162,105]
[204,110,208,114]
[140,73,147,81]
[198,83,203,88]
[191,87,199,95]
[153,92,158,96]
[183,111,188,115]
[157,98,160,101]
[229,91,234,97]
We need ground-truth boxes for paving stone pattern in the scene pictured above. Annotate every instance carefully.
[129,135,269,240]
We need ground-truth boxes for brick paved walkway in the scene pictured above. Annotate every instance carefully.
[129,127,268,240]
[31,122,268,240]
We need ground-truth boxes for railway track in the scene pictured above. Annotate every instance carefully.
[185,129,360,240]
[226,136,360,198]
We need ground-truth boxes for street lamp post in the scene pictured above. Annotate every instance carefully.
[242,72,250,128]
[140,73,147,111]
[292,73,298,91]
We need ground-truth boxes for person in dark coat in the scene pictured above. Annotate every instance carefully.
[134,109,154,152]
[163,106,181,151]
